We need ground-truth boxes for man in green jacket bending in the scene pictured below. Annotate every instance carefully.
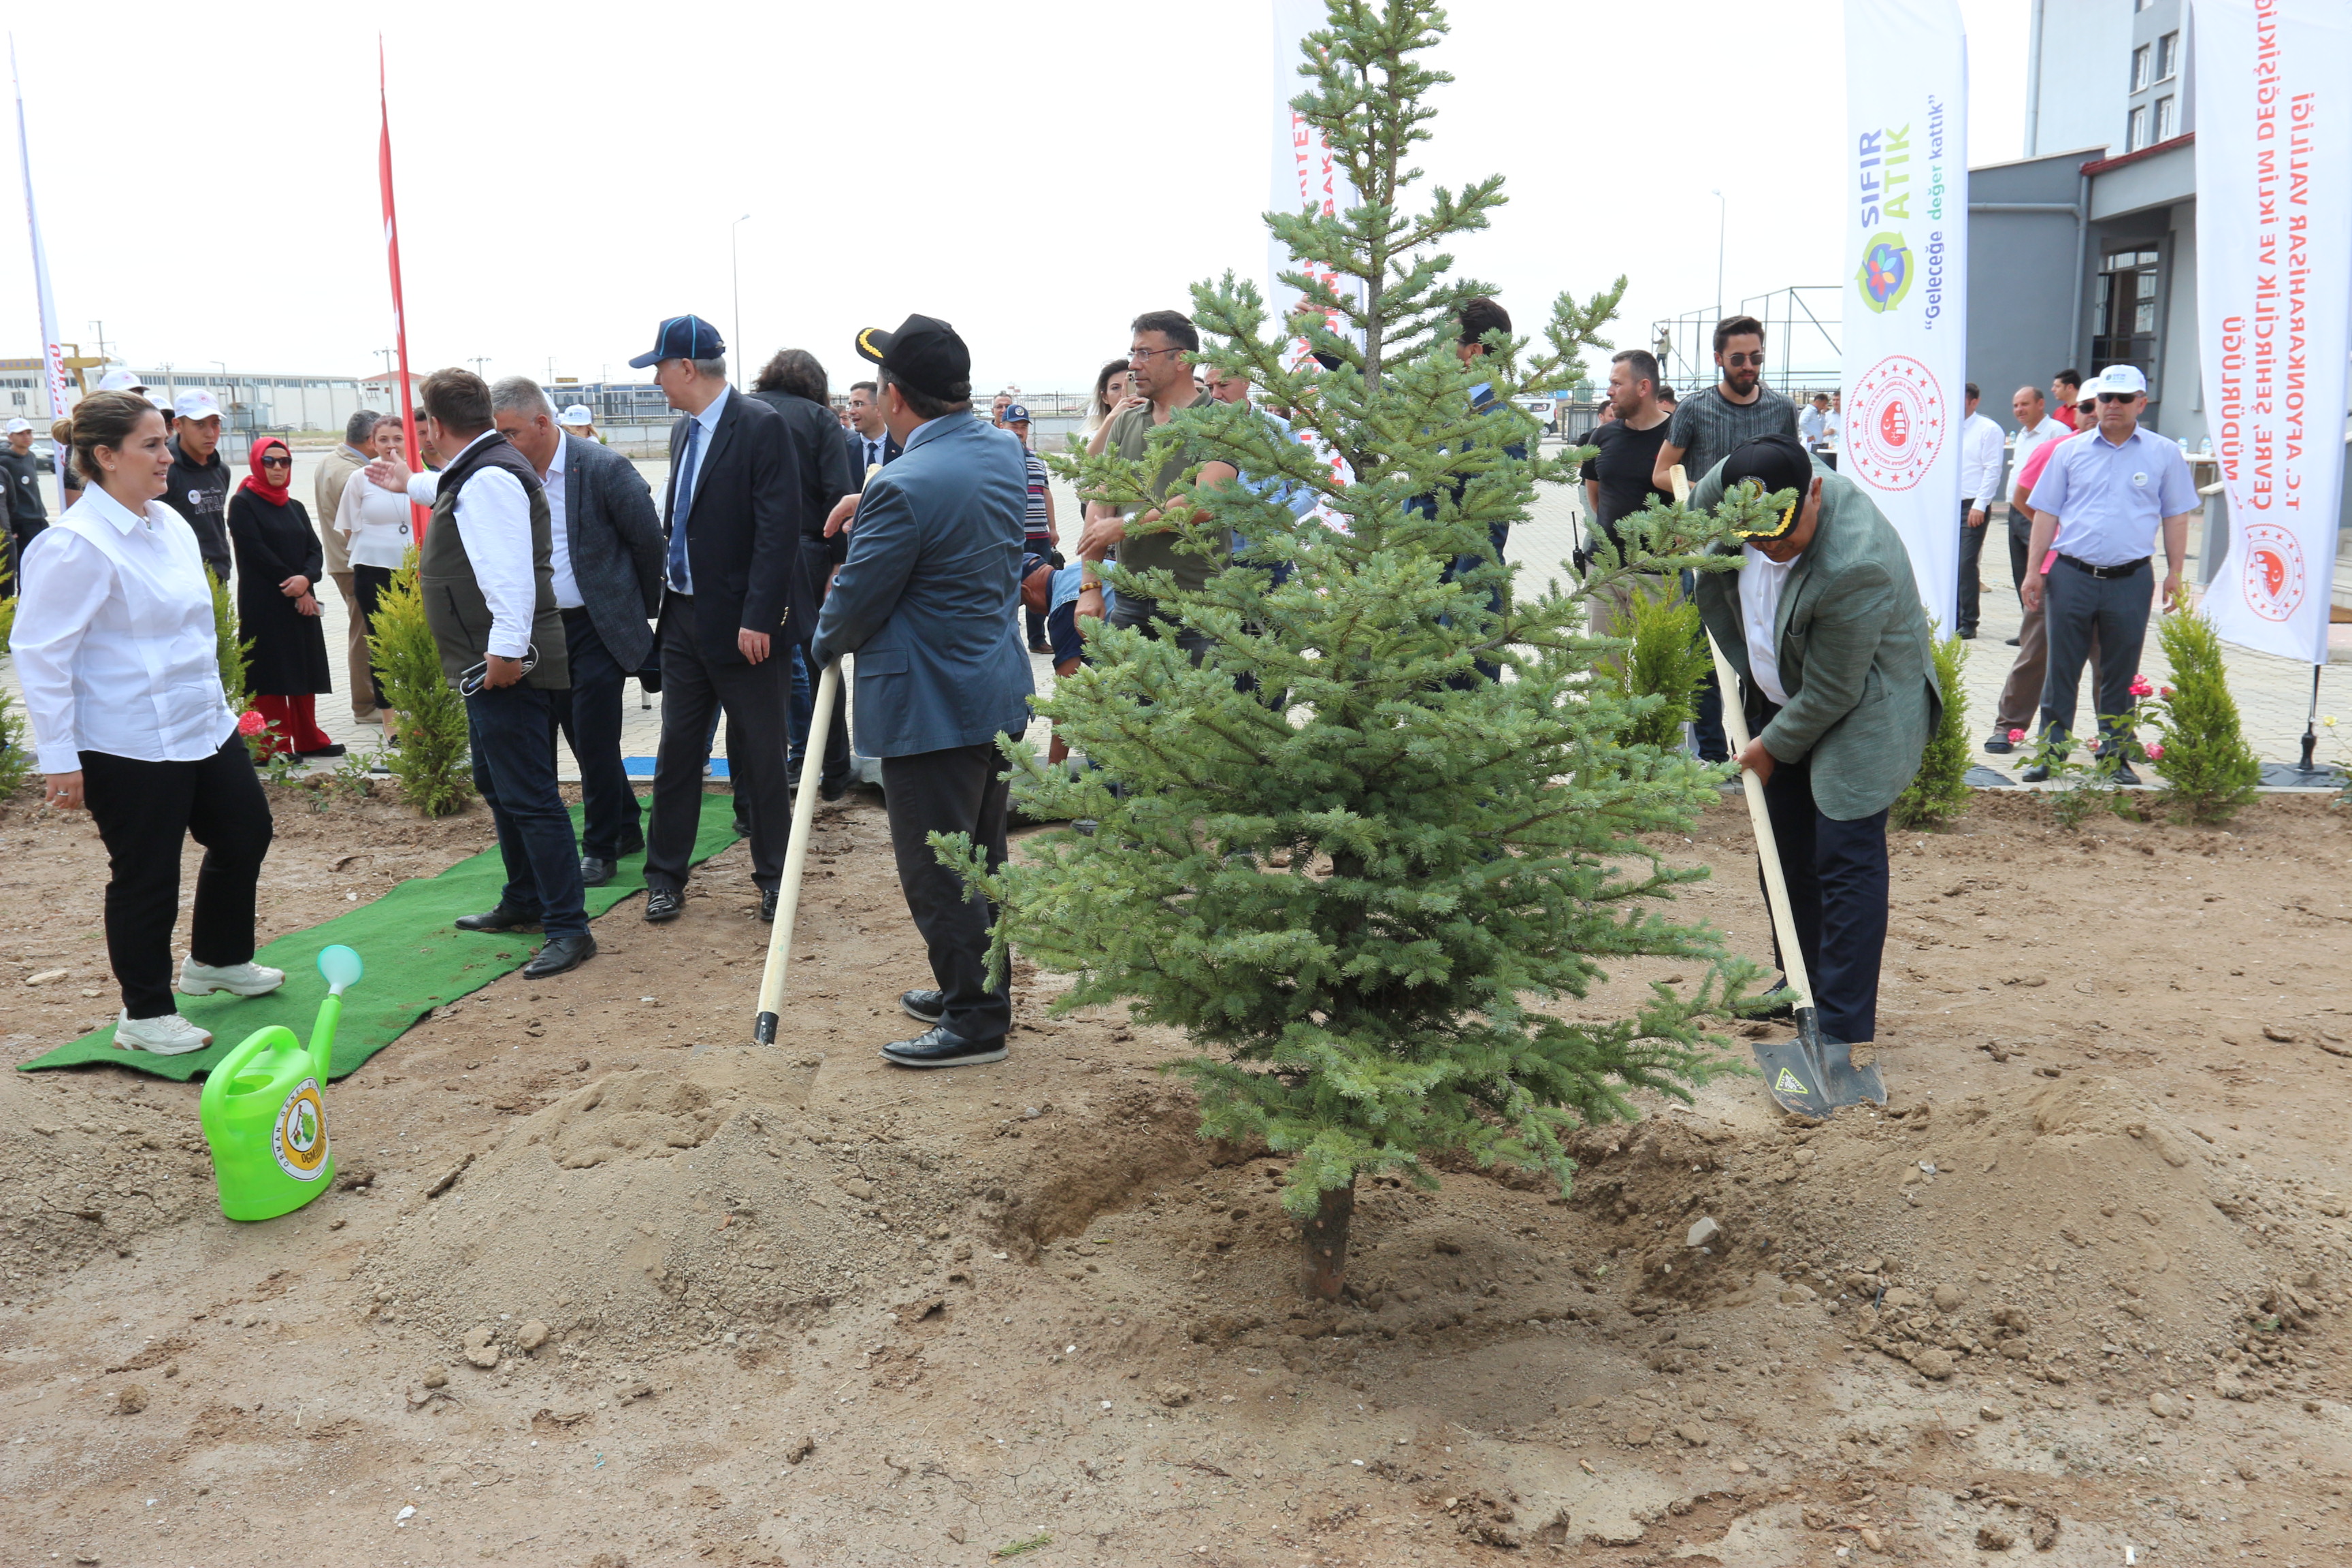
[1689,434,1938,1046]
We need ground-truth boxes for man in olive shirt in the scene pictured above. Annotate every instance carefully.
[1073,309,1239,661]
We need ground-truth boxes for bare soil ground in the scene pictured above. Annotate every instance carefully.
[4,781,2352,1567]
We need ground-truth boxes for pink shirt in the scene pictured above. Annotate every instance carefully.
[2013,427,2094,575]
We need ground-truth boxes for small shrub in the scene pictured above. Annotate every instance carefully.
[367,553,474,818]
[2149,609,2260,825]
[1596,578,1710,750]
[1891,628,1972,829]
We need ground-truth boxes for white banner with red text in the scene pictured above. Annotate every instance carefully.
[1840,0,1969,630]
[2193,0,2351,665]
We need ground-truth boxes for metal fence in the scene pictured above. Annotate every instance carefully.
[1648,286,1844,401]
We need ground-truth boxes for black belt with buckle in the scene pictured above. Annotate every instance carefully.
[2056,554,2149,581]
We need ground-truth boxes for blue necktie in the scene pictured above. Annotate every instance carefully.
[668,419,702,593]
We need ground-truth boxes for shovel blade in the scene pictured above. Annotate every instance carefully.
[1750,1009,1887,1118]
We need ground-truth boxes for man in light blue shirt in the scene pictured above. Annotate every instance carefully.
[2017,364,2197,780]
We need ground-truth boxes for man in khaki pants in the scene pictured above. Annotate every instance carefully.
[314,409,384,725]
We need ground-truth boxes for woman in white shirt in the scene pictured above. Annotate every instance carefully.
[334,412,415,715]
[10,392,283,1056]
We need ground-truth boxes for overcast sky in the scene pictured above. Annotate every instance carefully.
[5,0,2029,397]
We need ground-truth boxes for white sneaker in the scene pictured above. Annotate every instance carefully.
[178,958,287,997]
[114,1010,214,1056]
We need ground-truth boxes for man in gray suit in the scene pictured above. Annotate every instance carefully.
[811,314,1034,1068]
[491,377,666,885]
[1688,434,1938,1048]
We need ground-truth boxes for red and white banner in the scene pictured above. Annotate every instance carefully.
[1840,0,1968,629]
[378,39,427,537]
[10,38,69,494]
[2193,0,2351,665]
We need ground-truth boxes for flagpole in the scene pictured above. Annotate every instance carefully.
[9,34,68,500]
[378,36,425,538]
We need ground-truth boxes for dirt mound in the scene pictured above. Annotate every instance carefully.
[1562,1069,2351,1402]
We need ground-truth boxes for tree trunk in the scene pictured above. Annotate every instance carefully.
[1300,1179,1357,1301]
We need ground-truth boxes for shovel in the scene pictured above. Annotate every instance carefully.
[751,656,843,1046]
[1670,464,1885,1119]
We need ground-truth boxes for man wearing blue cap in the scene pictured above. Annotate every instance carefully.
[811,314,1034,1068]
[629,314,804,924]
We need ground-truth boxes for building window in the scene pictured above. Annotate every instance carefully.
[2134,0,2154,11]
[2157,30,2179,79]
[2155,95,2176,141]
[2093,248,2162,385]
[2128,105,2150,151]
[2132,44,2151,90]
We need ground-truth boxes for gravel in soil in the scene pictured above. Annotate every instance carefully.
[3,785,2351,1565]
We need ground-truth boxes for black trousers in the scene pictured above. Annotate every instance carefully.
[553,608,642,860]
[646,595,791,894]
[81,735,273,1019]
[2007,524,2032,597]
[880,740,1013,1041]
[1957,502,1989,635]
[466,684,589,941]
[1753,703,1889,1045]
[353,564,395,707]
[2038,556,2152,755]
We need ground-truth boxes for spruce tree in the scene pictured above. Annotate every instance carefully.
[947,0,1771,1299]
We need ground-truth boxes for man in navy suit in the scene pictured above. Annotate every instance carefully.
[843,380,903,476]
[811,315,1034,1068]
[630,314,803,924]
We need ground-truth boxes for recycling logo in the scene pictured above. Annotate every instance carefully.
[273,1077,330,1181]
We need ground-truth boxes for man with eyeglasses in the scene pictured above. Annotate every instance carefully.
[1073,310,1238,660]
[2016,364,2195,782]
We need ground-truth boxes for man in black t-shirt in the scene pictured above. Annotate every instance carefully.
[1578,348,1673,640]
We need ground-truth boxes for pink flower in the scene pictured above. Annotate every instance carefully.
[2145,742,2164,761]
[2160,685,2174,700]
[2006,728,2025,743]
[2129,675,2155,698]
[236,710,267,737]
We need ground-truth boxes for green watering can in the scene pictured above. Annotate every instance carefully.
[199,945,361,1222]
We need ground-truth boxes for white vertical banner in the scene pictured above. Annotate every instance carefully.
[1269,0,1362,371]
[1840,0,1969,630]
[9,36,69,489]
[2193,0,2351,665]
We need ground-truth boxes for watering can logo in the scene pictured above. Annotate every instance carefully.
[274,1079,330,1180]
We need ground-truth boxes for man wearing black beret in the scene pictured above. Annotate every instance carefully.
[811,314,1035,1068]
[1686,434,1940,1049]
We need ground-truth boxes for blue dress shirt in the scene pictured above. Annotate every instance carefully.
[2027,423,2197,568]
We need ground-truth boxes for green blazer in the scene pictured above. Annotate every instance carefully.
[1689,455,1940,821]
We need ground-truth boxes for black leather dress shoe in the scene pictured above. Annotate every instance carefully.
[2021,764,2053,783]
[523,932,596,978]
[1982,732,2014,755]
[297,742,348,758]
[581,855,618,887]
[760,885,779,922]
[2112,761,2142,786]
[644,887,685,923]
[617,833,646,858]
[900,989,945,1025]
[1750,985,1798,1021]
[880,1026,1007,1068]
[455,903,541,932]
[820,778,850,803]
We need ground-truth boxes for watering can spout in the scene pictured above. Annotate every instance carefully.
[310,945,363,1080]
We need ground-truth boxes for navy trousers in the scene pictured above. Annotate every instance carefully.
[1753,710,1889,1045]
[880,740,1014,1042]
[466,684,588,941]
[552,608,642,861]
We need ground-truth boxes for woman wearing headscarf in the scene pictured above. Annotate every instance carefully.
[227,435,342,757]
[10,391,282,1056]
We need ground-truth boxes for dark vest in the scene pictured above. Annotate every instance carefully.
[419,433,569,689]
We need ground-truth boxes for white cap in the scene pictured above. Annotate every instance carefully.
[559,404,594,425]
[152,391,176,411]
[97,368,146,393]
[3,417,30,434]
[2095,363,2147,397]
[174,389,225,422]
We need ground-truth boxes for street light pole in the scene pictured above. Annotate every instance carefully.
[731,213,752,381]
[1710,189,1725,327]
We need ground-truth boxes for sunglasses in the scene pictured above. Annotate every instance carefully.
[2095,391,2138,404]
[259,455,292,468]
[1723,352,1766,368]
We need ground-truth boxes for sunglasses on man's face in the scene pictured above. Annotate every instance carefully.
[2096,391,2138,404]
[1722,352,1765,368]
